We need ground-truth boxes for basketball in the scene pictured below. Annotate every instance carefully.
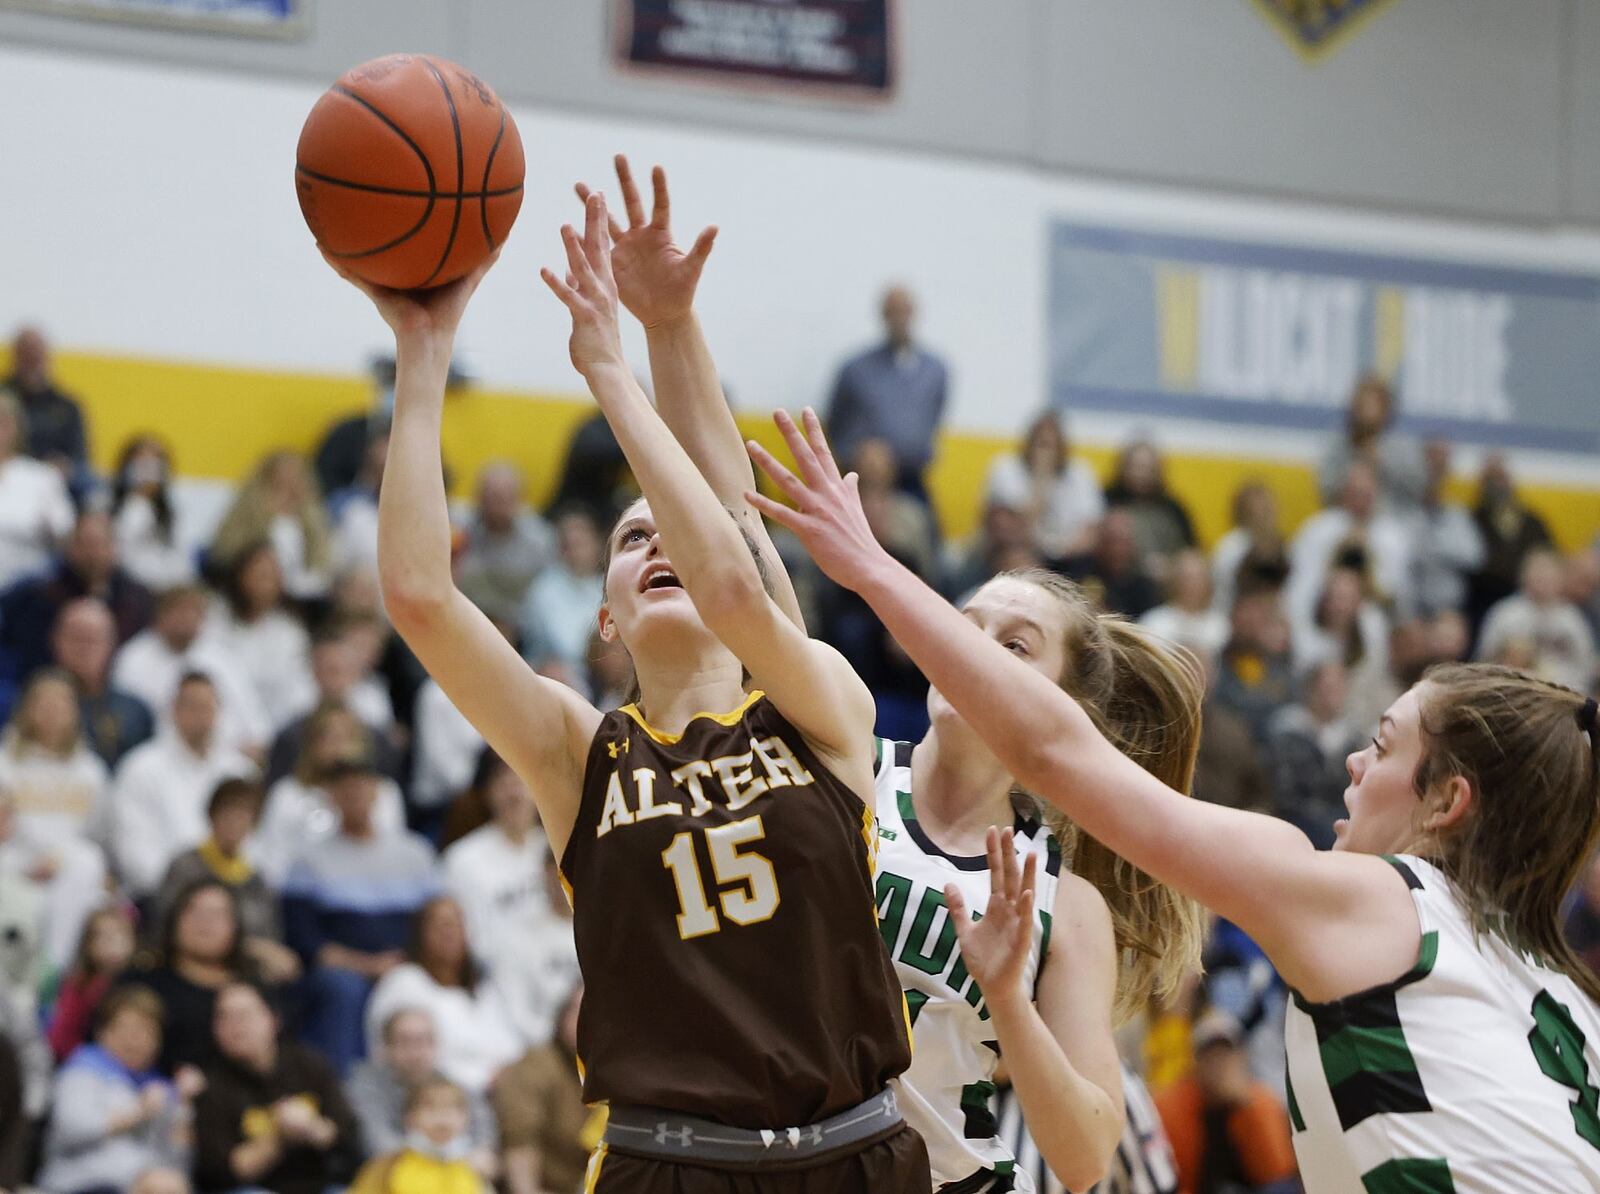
[296,53,524,291]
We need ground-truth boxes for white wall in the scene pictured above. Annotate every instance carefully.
[4,43,1600,481]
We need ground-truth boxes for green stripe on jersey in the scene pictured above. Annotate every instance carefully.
[1286,1066,1305,1133]
[1361,1157,1456,1193]
[959,1080,998,1139]
[1320,1024,1419,1088]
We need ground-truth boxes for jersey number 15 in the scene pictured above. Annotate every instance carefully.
[662,814,780,939]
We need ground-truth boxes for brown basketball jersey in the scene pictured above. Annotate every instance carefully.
[559,691,912,1129]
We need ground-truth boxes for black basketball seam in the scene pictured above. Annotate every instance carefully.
[295,164,521,200]
[420,57,465,289]
[480,107,507,252]
[317,84,439,265]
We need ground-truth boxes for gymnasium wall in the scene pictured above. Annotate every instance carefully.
[0,31,1597,547]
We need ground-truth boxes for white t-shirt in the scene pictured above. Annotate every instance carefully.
[442,823,551,963]
[0,742,108,853]
[113,495,196,593]
[0,456,73,589]
[1139,603,1230,660]
[363,962,525,1094]
[253,773,407,887]
[110,630,273,753]
[984,454,1105,557]
[205,606,316,735]
[411,680,484,811]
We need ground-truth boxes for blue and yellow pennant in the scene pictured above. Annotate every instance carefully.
[1250,0,1400,61]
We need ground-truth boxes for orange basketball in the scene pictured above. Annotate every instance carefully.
[296,54,525,291]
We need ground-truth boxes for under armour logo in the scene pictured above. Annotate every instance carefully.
[607,739,630,758]
[653,1123,694,1147]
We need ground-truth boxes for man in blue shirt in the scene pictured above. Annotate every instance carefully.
[824,285,949,508]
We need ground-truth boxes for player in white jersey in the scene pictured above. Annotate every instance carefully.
[749,410,1600,1194]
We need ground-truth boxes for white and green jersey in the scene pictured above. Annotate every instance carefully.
[1285,854,1600,1193]
[873,738,1062,1193]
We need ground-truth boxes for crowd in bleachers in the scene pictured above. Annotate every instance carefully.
[0,303,1597,1194]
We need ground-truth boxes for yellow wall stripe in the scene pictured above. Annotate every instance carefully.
[19,348,1600,553]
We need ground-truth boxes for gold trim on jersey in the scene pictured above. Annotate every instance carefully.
[582,1143,608,1192]
[619,690,765,745]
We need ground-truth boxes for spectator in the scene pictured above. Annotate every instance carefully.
[1190,651,1271,814]
[265,620,403,788]
[193,980,362,1194]
[349,1075,493,1194]
[1290,565,1391,732]
[945,498,1044,601]
[36,986,195,1194]
[441,751,550,974]
[1209,589,1295,746]
[1264,661,1365,849]
[346,1007,497,1163]
[586,622,634,713]
[518,505,605,695]
[1563,852,1600,978]
[154,778,300,985]
[0,669,111,968]
[211,451,333,603]
[1140,549,1230,660]
[46,904,136,1063]
[1105,439,1197,576]
[130,1167,191,1194]
[208,541,316,733]
[0,508,155,686]
[0,792,47,1006]
[112,584,271,757]
[111,436,196,593]
[0,958,52,1183]
[1408,440,1484,618]
[1568,545,1600,647]
[851,437,941,582]
[52,596,155,768]
[257,703,407,886]
[1317,372,1426,513]
[544,411,636,525]
[1476,549,1597,694]
[314,353,396,499]
[1285,458,1413,628]
[983,410,1104,560]
[110,672,255,902]
[283,753,437,1074]
[493,984,593,1194]
[410,679,484,827]
[328,431,387,576]
[120,878,267,1075]
[4,327,88,473]
[1154,1010,1299,1194]
[0,390,74,592]
[1468,452,1554,630]
[1211,482,1285,618]
[1063,508,1163,619]
[363,896,523,1096]
[455,462,555,626]
[825,284,948,503]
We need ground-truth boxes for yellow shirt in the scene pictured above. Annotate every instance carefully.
[350,1150,484,1194]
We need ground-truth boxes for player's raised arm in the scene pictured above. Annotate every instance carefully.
[542,195,874,785]
[747,409,1412,998]
[323,251,600,856]
[575,156,805,631]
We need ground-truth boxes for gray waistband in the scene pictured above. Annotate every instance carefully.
[602,1088,902,1166]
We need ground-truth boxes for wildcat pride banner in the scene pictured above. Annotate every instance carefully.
[1047,221,1600,453]
[614,0,893,96]
[0,0,306,36]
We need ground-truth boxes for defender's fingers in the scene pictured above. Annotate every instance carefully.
[575,182,626,241]
[773,408,828,488]
[687,226,718,270]
[800,408,843,483]
[746,440,808,504]
[744,489,804,534]
[650,164,672,228]
[614,155,647,229]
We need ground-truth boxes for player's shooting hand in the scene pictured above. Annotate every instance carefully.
[947,827,1038,1005]
[576,156,716,330]
[745,408,890,593]
[542,192,628,380]
[320,247,499,347]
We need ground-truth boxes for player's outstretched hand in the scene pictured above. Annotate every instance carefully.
[576,155,716,330]
[947,826,1038,1003]
[320,248,499,346]
[542,192,628,380]
[745,408,889,593]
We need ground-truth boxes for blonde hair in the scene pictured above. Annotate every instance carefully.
[1413,663,1600,1003]
[1004,569,1206,1022]
[2,668,84,759]
[211,450,331,574]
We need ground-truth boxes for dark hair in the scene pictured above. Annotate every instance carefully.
[110,435,175,542]
[408,895,481,991]
[175,670,216,694]
[219,539,280,621]
[1413,663,1600,1004]
[68,905,135,981]
[470,745,511,792]
[207,777,264,821]
[148,878,250,975]
[94,984,165,1039]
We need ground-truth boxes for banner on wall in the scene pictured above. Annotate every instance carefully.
[1048,222,1600,453]
[0,0,305,36]
[614,0,893,96]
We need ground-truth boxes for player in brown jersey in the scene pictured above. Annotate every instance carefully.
[325,189,927,1191]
